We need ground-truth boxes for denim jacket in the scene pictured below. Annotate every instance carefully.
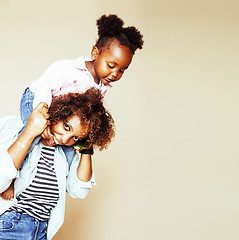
[0,115,95,239]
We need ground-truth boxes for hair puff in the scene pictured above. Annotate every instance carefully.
[95,14,144,55]
[97,14,124,37]
[123,27,144,53]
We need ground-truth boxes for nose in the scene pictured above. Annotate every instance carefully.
[110,72,117,80]
[61,133,72,145]
[110,70,121,81]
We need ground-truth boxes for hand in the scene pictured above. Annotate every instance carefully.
[73,143,87,152]
[25,102,50,137]
[41,126,53,140]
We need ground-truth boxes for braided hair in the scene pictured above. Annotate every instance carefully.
[95,14,144,55]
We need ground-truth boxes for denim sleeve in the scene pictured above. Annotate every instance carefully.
[66,154,96,199]
[61,145,76,169]
[19,88,35,134]
[0,116,21,192]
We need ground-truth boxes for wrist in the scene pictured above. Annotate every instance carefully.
[21,127,37,142]
[79,148,94,155]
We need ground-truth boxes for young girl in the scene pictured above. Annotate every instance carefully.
[23,13,143,123]
[0,14,143,200]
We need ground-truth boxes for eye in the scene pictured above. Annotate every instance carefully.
[73,136,79,142]
[119,69,125,73]
[108,63,114,69]
[64,122,70,131]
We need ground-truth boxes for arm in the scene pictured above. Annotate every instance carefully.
[8,102,50,170]
[76,152,92,182]
[0,103,50,192]
[30,61,65,109]
[66,152,95,199]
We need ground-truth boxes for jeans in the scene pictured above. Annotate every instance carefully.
[19,87,35,136]
[0,211,47,240]
[62,145,75,168]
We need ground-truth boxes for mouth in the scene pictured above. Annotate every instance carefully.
[104,78,113,86]
[46,136,60,146]
[54,136,61,145]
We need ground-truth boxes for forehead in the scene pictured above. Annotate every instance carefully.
[102,42,133,66]
[67,115,88,137]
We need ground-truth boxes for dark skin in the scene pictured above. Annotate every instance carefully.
[40,41,132,141]
[86,41,133,86]
[0,103,92,200]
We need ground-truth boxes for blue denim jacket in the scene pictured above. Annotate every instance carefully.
[0,115,95,239]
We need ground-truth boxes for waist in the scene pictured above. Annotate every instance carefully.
[3,210,48,223]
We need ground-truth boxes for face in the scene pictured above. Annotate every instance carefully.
[91,42,133,86]
[42,115,88,147]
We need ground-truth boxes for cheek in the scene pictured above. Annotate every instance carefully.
[66,139,76,146]
[50,123,62,134]
[96,61,108,74]
[117,72,124,79]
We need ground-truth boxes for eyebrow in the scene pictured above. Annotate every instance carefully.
[67,121,88,140]
[66,121,79,137]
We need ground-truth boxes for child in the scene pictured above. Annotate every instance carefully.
[0,14,144,200]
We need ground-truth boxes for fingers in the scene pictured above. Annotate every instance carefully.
[46,120,51,128]
[74,147,84,152]
[10,193,14,200]
[36,102,49,110]
[0,193,14,201]
[41,126,53,139]
[36,102,50,119]
[25,103,51,137]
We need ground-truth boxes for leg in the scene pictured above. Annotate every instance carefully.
[18,88,35,136]
[0,212,47,240]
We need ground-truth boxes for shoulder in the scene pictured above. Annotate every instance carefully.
[0,116,23,143]
[46,56,89,70]
[0,115,22,130]
[74,56,91,69]
[47,58,76,70]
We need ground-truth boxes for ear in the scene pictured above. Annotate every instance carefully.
[91,46,100,61]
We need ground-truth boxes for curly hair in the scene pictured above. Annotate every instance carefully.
[95,14,144,55]
[48,88,115,150]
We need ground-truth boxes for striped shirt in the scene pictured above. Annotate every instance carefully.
[9,146,59,221]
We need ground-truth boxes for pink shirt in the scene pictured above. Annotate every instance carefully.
[29,56,111,108]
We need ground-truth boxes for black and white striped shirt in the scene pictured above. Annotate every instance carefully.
[10,146,60,221]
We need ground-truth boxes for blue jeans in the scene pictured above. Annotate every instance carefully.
[0,211,47,240]
[19,88,75,168]
[19,87,35,136]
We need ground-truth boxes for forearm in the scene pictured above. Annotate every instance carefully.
[76,152,93,182]
[8,102,50,170]
[7,128,36,170]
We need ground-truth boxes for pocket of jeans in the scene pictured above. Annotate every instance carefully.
[0,219,15,231]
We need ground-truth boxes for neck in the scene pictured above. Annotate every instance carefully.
[85,61,100,84]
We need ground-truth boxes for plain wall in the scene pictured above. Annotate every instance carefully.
[0,0,239,239]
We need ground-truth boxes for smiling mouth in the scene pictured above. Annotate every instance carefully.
[46,136,60,146]
[54,136,60,145]
[106,77,114,81]
[104,78,113,86]
[46,138,55,146]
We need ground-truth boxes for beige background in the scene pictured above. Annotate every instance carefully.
[1,0,239,239]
